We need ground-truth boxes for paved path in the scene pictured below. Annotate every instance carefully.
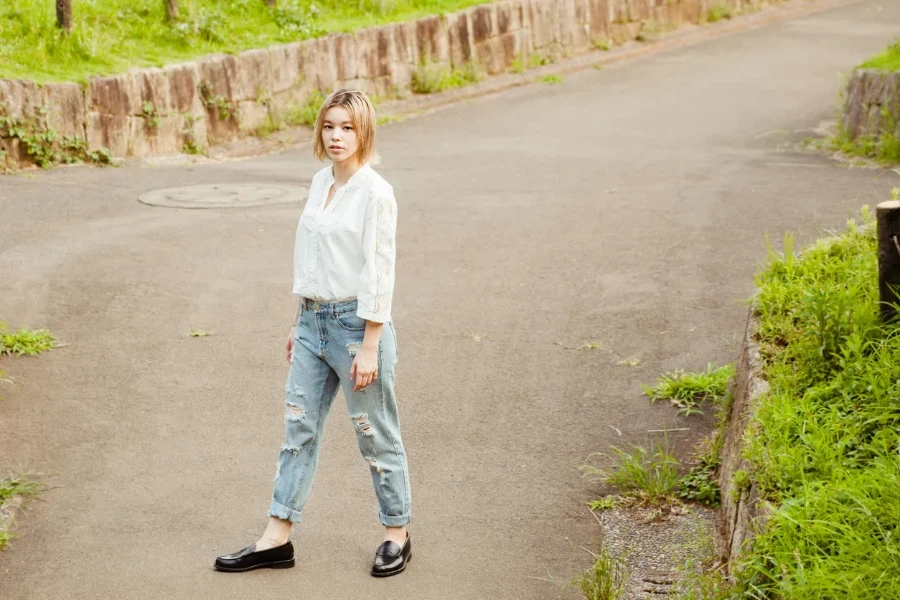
[2,1,899,598]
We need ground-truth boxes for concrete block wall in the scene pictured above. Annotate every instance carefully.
[843,69,900,141]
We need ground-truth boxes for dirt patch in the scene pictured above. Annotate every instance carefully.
[601,503,717,599]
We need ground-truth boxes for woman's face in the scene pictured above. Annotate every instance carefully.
[322,105,359,165]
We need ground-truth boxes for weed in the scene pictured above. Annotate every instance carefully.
[181,113,206,155]
[587,497,618,512]
[679,448,722,507]
[410,61,482,94]
[510,54,526,74]
[528,53,553,69]
[635,21,672,43]
[572,543,628,600]
[578,340,602,351]
[677,562,732,600]
[285,90,326,128]
[584,443,680,505]
[141,101,162,130]
[616,357,642,367]
[468,330,487,342]
[0,323,55,356]
[0,107,112,169]
[540,74,563,85]
[376,114,401,126]
[828,110,900,165]
[0,473,44,551]
[643,364,734,416]
[199,83,237,122]
[705,4,732,23]
[730,469,750,501]
[0,370,10,401]
[188,328,212,338]
[592,37,611,51]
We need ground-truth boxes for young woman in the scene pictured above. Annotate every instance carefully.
[215,90,412,577]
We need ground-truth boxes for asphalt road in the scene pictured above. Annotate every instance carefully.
[1,1,899,598]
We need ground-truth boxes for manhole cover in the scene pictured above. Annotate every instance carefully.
[139,183,308,209]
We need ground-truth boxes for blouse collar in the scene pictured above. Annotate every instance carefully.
[325,161,370,188]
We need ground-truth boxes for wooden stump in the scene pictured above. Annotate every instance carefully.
[166,0,178,21]
[56,0,72,33]
[877,201,900,322]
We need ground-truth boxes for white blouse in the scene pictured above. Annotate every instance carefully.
[293,163,397,323]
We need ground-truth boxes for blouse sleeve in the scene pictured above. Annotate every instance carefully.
[356,187,397,322]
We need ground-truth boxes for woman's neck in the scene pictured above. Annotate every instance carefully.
[332,158,363,187]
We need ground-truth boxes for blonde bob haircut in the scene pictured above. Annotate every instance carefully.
[312,89,379,164]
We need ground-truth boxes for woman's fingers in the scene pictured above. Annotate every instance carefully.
[353,370,377,392]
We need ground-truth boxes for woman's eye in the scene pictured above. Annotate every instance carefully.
[343,126,353,131]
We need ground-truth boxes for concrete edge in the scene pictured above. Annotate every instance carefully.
[715,308,772,577]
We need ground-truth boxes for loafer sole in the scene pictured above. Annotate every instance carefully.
[370,552,411,578]
[214,558,295,573]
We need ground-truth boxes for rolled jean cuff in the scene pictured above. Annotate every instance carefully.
[380,512,410,527]
[269,500,303,524]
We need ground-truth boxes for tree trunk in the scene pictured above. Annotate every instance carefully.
[267,0,277,7]
[166,0,178,21]
[56,0,72,33]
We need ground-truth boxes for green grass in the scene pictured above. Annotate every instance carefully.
[572,544,628,600]
[584,443,681,505]
[0,0,495,83]
[410,61,482,94]
[705,3,733,23]
[859,40,900,73]
[539,74,563,85]
[592,37,611,51]
[0,322,55,356]
[678,433,724,508]
[509,54,526,74]
[0,474,43,551]
[732,207,900,598]
[583,365,737,510]
[643,364,734,417]
[587,496,618,512]
[828,114,900,165]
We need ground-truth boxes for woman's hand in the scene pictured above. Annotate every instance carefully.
[285,327,296,364]
[350,348,378,391]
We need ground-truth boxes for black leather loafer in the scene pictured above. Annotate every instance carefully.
[214,541,295,572]
[371,534,411,577]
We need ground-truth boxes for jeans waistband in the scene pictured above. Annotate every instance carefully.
[302,297,358,313]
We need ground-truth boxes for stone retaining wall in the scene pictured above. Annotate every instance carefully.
[1,0,766,168]
[842,69,900,141]
[715,310,771,576]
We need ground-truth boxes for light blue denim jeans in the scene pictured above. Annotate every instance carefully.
[268,298,411,527]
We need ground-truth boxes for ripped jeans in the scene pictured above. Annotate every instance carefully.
[268,298,411,527]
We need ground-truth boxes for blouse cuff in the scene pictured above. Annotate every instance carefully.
[356,305,390,323]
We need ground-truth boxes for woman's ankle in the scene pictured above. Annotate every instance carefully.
[383,526,407,546]
[256,517,292,550]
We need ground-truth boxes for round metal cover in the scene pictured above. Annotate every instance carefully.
[139,183,308,209]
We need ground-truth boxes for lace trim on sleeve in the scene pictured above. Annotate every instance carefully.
[372,192,396,315]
